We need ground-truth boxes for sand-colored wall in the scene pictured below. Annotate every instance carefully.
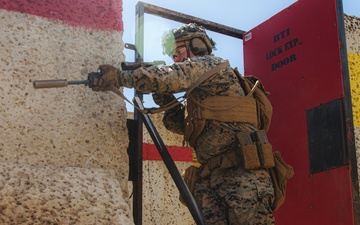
[136,112,195,225]
[345,14,360,193]
[0,1,133,224]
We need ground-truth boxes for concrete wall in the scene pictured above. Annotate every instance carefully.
[139,112,195,225]
[345,14,360,193]
[0,1,134,224]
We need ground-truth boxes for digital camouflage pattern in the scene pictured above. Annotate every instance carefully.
[120,54,274,224]
[194,167,274,225]
[161,23,216,56]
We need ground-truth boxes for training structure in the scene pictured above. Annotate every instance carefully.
[1,0,360,224]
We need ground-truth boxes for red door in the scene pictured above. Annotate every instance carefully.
[243,0,359,224]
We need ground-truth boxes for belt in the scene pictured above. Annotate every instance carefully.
[198,149,243,178]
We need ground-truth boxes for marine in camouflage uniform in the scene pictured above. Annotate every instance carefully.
[92,23,275,225]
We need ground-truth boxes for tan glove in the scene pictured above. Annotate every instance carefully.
[92,64,122,92]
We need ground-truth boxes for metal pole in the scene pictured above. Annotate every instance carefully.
[134,97,207,225]
[132,2,145,225]
[139,1,245,39]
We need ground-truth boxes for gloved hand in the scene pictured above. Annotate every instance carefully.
[152,93,176,106]
[91,64,122,92]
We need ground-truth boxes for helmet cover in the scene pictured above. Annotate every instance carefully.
[162,23,216,56]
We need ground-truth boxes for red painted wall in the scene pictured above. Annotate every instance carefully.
[0,0,123,31]
[143,143,193,162]
[244,0,354,224]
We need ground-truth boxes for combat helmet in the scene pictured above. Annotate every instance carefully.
[162,23,216,57]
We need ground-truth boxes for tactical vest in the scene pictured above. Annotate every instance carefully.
[183,66,272,147]
[184,94,258,147]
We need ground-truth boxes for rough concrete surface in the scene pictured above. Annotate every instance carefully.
[345,14,360,194]
[0,162,132,224]
[0,10,133,224]
[345,15,360,54]
[143,161,194,225]
[138,112,196,225]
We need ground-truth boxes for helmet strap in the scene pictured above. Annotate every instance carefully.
[185,41,192,58]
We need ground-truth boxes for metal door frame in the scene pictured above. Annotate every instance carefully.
[132,2,245,224]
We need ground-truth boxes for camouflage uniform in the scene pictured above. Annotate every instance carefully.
[120,54,275,225]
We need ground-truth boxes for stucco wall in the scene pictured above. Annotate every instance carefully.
[345,14,360,193]
[137,112,195,225]
[0,1,133,224]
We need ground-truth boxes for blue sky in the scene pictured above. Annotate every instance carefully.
[121,0,360,111]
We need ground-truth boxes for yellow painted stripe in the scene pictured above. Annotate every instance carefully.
[349,52,360,126]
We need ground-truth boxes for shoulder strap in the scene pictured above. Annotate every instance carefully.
[186,61,230,96]
[109,85,183,114]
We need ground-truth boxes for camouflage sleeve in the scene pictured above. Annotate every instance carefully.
[152,93,176,106]
[120,59,225,94]
[151,93,185,135]
[120,56,226,134]
[162,103,185,135]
